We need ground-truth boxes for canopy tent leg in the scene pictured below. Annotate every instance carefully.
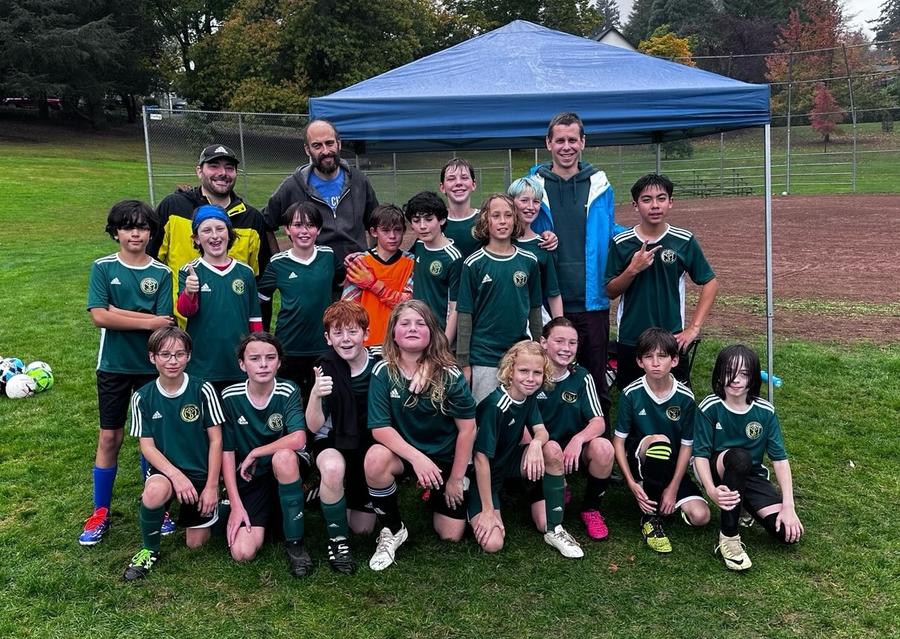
[764,124,775,401]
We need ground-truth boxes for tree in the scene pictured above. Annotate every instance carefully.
[623,0,655,44]
[638,25,695,65]
[809,82,843,150]
[647,0,719,47]
[594,0,620,30]
[872,0,900,59]
[448,0,602,37]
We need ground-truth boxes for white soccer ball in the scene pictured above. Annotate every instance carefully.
[5,373,36,398]
[781,191,788,196]
[25,360,52,375]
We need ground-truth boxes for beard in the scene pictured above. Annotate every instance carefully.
[312,152,340,176]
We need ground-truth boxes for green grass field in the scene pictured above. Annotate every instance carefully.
[1,124,898,638]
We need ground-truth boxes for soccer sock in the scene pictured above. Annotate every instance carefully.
[278,479,306,543]
[760,512,792,544]
[93,465,117,510]
[641,442,674,514]
[543,473,566,531]
[368,482,402,534]
[582,474,610,512]
[321,496,349,540]
[720,449,752,536]
[139,503,165,553]
[139,454,150,481]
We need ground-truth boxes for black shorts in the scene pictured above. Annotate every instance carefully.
[711,451,782,515]
[147,467,218,529]
[96,370,155,429]
[310,436,373,513]
[280,355,320,403]
[624,436,703,508]
[399,457,469,521]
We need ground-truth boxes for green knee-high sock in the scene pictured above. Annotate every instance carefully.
[320,496,349,539]
[279,479,305,542]
[543,473,566,531]
[140,503,166,552]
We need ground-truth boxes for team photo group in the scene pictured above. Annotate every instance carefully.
[81,111,804,583]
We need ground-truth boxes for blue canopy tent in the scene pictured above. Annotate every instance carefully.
[309,20,778,393]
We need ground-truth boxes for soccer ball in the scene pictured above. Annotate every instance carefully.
[26,367,54,392]
[25,360,52,375]
[5,373,36,398]
[1,357,25,384]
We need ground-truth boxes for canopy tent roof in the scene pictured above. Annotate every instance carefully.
[308,20,770,152]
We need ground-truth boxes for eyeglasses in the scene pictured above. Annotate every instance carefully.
[156,351,189,361]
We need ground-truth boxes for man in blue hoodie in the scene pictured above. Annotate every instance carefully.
[529,112,624,416]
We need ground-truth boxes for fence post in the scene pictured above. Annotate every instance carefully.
[507,149,513,185]
[237,112,247,195]
[655,143,661,174]
[785,52,793,194]
[392,153,398,202]
[142,106,156,207]
[842,44,858,193]
[719,133,725,196]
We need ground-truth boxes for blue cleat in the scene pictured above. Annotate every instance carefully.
[160,511,176,536]
[78,507,110,546]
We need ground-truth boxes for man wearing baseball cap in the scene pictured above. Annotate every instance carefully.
[150,144,276,328]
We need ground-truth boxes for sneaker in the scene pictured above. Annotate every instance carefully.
[78,507,110,546]
[285,541,314,578]
[123,548,159,581]
[543,524,584,558]
[716,532,752,571]
[327,537,357,575]
[369,524,409,571]
[160,511,176,536]
[580,509,609,540]
[641,516,672,553]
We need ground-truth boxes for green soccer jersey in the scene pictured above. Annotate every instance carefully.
[514,236,561,299]
[220,379,306,480]
[368,361,476,463]
[475,387,543,481]
[314,352,377,442]
[606,224,715,346]
[179,258,262,382]
[87,254,173,374]
[615,375,698,448]
[695,395,787,479]
[456,247,542,367]
[412,240,462,330]
[535,365,603,446]
[130,374,224,483]
[258,247,338,356]
[443,211,481,258]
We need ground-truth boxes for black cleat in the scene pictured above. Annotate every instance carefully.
[327,537,357,575]
[123,548,159,582]
[285,541,314,578]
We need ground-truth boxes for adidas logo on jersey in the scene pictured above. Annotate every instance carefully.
[110,277,122,285]
[201,283,212,292]
[390,389,401,399]
[152,411,163,419]
[481,274,493,284]
[638,409,647,416]
[238,416,248,425]
[715,422,723,430]
[289,272,298,279]
[536,392,548,399]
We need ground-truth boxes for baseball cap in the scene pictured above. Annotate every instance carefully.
[198,144,239,165]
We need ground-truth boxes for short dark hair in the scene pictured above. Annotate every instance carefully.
[148,326,192,355]
[546,112,585,139]
[712,344,762,404]
[368,204,406,232]
[404,191,448,223]
[635,327,679,360]
[237,331,284,361]
[304,118,340,141]
[440,158,475,184]
[282,201,323,230]
[631,174,675,201]
[105,200,160,241]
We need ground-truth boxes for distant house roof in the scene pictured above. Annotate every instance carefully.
[591,26,636,51]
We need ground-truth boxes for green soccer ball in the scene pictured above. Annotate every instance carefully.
[26,367,54,392]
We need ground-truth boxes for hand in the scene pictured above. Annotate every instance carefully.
[185,263,200,294]
[660,483,677,516]
[462,365,472,385]
[343,251,364,267]
[411,453,443,490]
[409,361,432,395]
[562,436,584,474]
[148,314,175,330]
[521,440,545,482]
[170,470,198,505]
[775,505,804,543]
[675,326,700,353]
[227,503,252,547]
[474,509,504,546]
[198,484,218,517]
[628,241,662,275]
[538,231,558,251]
[628,480,657,514]
[443,475,466,510]
[310,366,333,399]
[346,257,377,289]
[712,484,741,511]
[238,453,258,482]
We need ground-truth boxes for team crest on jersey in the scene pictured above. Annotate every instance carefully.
[140,278,159,295]
[232,279,245,295]
[512,271,528,287]
[561,391,578,403]
[661,249,677,264]
[666,406,681,421]
[429,260,443,276]
[745,421,763,440]
[180,404,200,422]
[267,413,284,432]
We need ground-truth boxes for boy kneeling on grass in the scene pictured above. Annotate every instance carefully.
[124,326,223,581]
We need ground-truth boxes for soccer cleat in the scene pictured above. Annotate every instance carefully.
[327,537,357,575]
[123,548,159,581]
[641,516,673,553]
[369,524,409,571]
[285,541,314,578]
[716,532,752,571]
[78,507,110,546]
[580,509,610,540]
[543,524,584,558]
[160,511,176,536]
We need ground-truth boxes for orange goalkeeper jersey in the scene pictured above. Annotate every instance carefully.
[342,249,414,346]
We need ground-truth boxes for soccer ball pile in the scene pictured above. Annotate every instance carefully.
[1,357,55,399]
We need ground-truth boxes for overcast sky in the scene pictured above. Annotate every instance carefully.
[614,0,880,38]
